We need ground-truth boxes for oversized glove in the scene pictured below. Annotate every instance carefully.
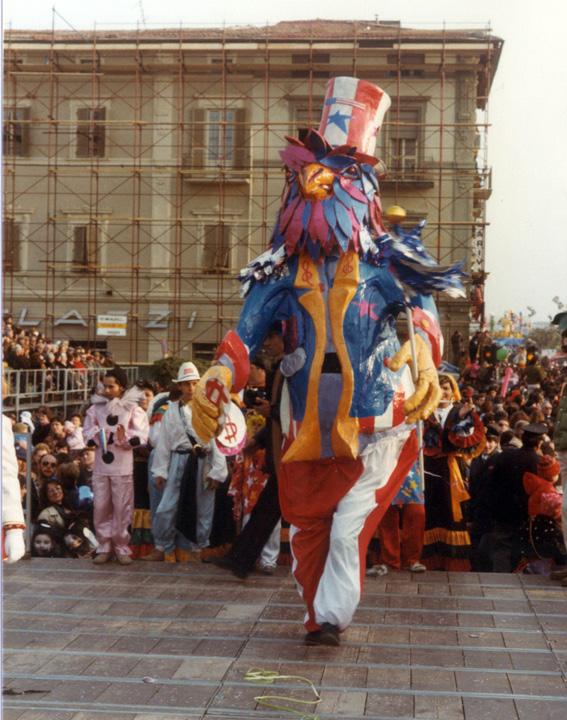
[388,334,441,423]
[4,528,26,563]
[192,365,233,442]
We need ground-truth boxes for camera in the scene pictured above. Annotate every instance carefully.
[243,388,267,409]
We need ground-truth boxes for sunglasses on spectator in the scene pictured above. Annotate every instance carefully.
[41,461,56,467]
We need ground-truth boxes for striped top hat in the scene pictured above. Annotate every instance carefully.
[318,76,391,163]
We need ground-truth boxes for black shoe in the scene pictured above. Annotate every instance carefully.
[211,555,248,580]
[304,622,340,646]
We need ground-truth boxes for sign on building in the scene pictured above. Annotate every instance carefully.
[96,314,127,337]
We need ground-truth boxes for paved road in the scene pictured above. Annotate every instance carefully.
[3,558,567,719]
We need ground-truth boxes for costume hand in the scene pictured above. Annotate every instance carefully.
[458,402,474,419]
[192,366,233,442]
[253,398,271,418]
[388,334,441,423]
[116,424,126,444]
[4,528,26,563]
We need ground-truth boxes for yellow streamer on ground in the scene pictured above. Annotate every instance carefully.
[244,668,321,720]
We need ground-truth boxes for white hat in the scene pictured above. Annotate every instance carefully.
[173,361,200,383]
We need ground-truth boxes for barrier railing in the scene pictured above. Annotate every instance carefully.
[3,367,140,418]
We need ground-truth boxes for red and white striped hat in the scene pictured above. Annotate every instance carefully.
[318,76,391,162]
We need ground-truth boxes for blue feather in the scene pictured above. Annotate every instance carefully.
[381,227,466,297]
[322,155,357,171]
[301,202,312,230]
[361,173,376,198]
[333,182,354,209]
[361,166,379,191]
[351,202,367,225]
[334,202,353,238]
[322,198,337,229]
[306,235,320,260]
[335,225,350,253]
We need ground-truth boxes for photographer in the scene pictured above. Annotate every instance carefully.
[150,362,228,563]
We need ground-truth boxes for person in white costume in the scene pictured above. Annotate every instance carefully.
[150,362,228,562]
[3,375,26,562]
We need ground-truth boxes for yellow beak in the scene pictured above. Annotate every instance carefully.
[298,162,335,200]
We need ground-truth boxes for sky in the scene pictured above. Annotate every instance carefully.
[3,0,567,325]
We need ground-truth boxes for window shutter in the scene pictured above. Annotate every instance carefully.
[3,108,30,157]
[233,109,249,170]
[203,224,217,270]
[76,108,90,158]
[203,223,230,272]
[189,109,206,169]
[3,220,21,272]
[73,226,88,269]
[91,108,106,157]
[87,224,99,268]
[76,107,106,158]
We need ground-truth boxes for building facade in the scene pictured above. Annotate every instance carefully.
[3,20,502,362]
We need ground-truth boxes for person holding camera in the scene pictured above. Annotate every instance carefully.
[149,361,228,562]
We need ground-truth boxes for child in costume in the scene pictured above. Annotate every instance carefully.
[522,454,566,567]
[83,367,149,565]
[193,77,465,645]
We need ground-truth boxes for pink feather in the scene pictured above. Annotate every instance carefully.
[284,199,306,252]
[339,176,368,204]
[279,196,301,233]
[308,201,329,246]
[280,145,315,172]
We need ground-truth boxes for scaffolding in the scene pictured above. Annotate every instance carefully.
[3,19,502,363]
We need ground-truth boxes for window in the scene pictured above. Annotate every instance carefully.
[76,107,106,158]
[290,99,324,135]
[208,110,235,167]
[72,224,99,273]
[187,108,248,170]
[387,53,426,78]
[192,343,217,363]
[291,53,330,79]
[386,109,420,174]
[202,223,230,273]
[3,108,30,156]
[3,219,21,272]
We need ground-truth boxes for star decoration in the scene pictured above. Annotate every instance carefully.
[328,110,350,133]
[353,300,379,321]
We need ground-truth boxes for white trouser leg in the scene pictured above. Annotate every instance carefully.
[312,428,411,630]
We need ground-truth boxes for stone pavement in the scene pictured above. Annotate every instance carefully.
[2,558,567,719]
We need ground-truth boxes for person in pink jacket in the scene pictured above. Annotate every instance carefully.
[83,367,149,565]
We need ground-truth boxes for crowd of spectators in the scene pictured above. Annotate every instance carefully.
[3,314,114,372]
[5,323,567,582]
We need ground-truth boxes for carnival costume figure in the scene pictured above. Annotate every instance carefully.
[193,77,465,645]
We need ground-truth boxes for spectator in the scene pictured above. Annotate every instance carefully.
[32,524,64,558]
[83,366,149,565]
[521,454,566,570]
[37,478,76,531]
[421,374,485,571]
[477,424,547,572]
[31,406,53,446]
[151,361,228,563]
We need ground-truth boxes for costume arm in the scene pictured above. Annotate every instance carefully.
[206,441,229,483]
[409,294,443,368]
[82,405,101,446]
[115,406,149,448]
[215,278,292,392]
[2,416,25,528]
